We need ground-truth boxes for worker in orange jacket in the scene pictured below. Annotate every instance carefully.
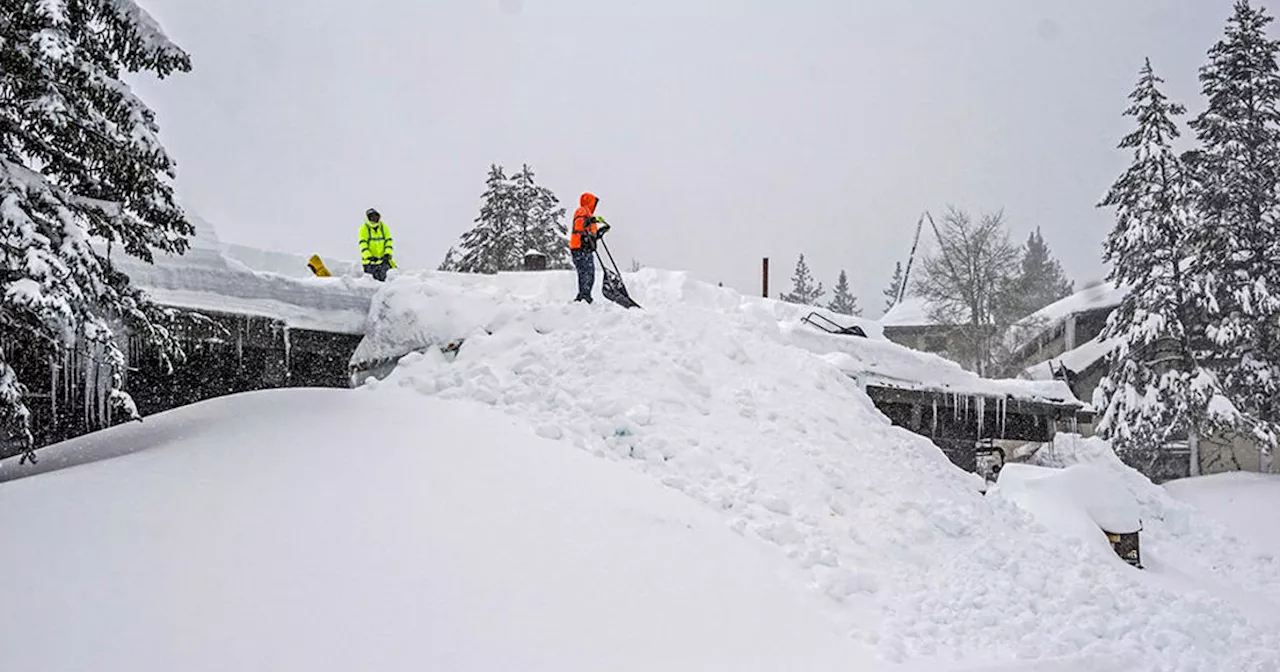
[570,192,610,302]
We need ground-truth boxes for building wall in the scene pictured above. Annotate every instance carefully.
[1201,431,1267,474]
[1,309,361,460]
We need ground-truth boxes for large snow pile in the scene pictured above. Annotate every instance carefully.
[987,463,1142,564]
[355,269,1075,406]
[353,268,1278,670]
[0,389,878,672]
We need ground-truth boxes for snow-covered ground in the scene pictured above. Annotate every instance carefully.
[0,389,880,672]
[1164,471,1280,561]
[3,258,1279,671]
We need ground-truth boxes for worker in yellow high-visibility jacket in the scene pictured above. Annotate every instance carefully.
[359,207,396,281]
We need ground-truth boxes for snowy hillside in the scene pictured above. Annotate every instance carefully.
[3,264,1279,671]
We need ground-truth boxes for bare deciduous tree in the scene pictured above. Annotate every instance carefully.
[914,207,1022,375]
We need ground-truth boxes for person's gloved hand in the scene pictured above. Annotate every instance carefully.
[597,222,611,236]
[388,258,397,269]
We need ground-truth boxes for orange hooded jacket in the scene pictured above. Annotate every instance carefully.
[571,192,598,250]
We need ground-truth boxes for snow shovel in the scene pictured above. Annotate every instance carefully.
[594,237,640,309]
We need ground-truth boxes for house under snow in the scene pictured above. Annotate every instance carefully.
[8,218,1092,480]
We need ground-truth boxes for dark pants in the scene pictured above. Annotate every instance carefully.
[364,261,389,282]
[571,248,594,301]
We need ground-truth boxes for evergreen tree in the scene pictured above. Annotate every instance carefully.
[509,164,570,270]
[827,270,861,316]
[779,254,825,305]
[1187,0,1280,463]
[453,164,516,274]
[0,1,194,461]
[438,246,459,272]
[1012,228,1074,317]
[1096,59,1236,476]
[883,261,905,313]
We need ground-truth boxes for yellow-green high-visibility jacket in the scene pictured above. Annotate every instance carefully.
[359,220,394,265]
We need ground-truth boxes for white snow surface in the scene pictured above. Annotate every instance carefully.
[354,269,1077,405]
[1164,471,1280,562]
[351,269,1274,669]
[6,258,1280,670]
[0,389,879,672]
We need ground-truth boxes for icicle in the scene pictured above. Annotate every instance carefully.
[931,397,938,435]
[976,395,985,439]
[237,325,244,367]
[49,355,58,429]
[97,350,108,428]
[82,346,92,429]
[283,326,292,380]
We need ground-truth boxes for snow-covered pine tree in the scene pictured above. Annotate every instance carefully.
[0,0,194,461]
[509,164,570,270]
[453,164,516,274]
[1012,228,1074,317]
[438,246,459,271]
[1096,58,1237,477]
[882,261,905,313]
[827,270,861,316]
[1187,0,1280,468]
[779,254,825,305]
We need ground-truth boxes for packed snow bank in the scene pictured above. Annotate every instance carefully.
[362,270,1277,670]
[987,463,1141,564]
[0,389,879,672]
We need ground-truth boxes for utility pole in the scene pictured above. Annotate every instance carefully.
[762,257,769,298]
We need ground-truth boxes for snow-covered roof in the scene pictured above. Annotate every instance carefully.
[1024,335,1117,382]
[1019,281,1127,331]
[114,215,379,334]
[879,296,942,328]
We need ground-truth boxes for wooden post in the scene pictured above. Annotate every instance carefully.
[762,257,769,298]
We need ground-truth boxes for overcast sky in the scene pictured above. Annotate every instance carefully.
[129,0,1270,313]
